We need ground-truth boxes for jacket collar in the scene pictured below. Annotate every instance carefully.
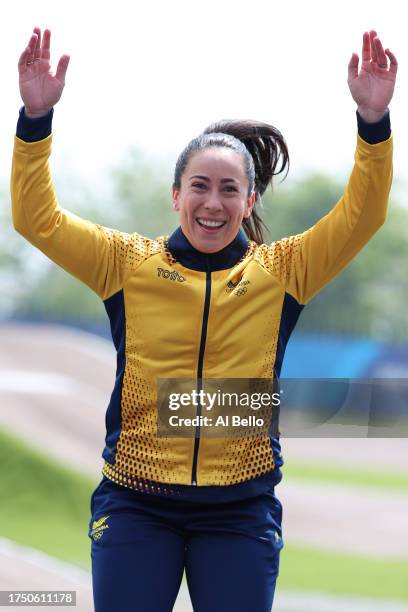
[167,226,249,272]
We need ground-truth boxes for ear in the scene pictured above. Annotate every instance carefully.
[172,185,180,211]
[243,191,256,219]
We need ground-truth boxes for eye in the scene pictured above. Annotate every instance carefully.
[191,183,238,192]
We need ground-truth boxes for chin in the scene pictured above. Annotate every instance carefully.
[184,223,233,253]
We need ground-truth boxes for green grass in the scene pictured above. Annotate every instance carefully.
[0,427,407,602]
[279,545,408,602]
[284,459,408,492]
[0,428,97,569]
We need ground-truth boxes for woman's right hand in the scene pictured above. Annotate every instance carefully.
[18,27,70,118]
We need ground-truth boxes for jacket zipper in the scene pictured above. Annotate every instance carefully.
[191,256,212,486]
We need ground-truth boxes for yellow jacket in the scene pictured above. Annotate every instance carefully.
[11,129,393,501]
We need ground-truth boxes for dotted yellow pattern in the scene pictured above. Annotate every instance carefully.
[88,227,168,300]
[254,234,304,288]
[201,436,275,486]
[96,226,166,272]
[115,362,181,484]
[163,237,178,266]
[102,463,183,497]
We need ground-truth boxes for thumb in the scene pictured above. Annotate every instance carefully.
[55,54,70,84]
[348,52,359,81]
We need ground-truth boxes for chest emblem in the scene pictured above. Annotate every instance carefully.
[226,279,250,296]
[157,267,186,282]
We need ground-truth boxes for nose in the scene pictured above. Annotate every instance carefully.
[203,191,223,212]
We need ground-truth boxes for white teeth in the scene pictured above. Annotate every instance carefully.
[197,218,225,228]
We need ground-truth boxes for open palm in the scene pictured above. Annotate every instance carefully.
[348,30,397,117]
[18,28,70,117]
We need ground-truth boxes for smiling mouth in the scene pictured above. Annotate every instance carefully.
[196,218,227,230]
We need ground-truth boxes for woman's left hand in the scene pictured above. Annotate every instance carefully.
[348,30,398,122]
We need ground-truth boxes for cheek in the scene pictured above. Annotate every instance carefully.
[181,197,199,216]
[229,202,246,220]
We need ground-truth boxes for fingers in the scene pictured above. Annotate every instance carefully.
[362,31,371,62]
[55,54,70,84]
[27,30,38,64]
[385,48,398,75]
[372,35,388,68]
[18,46,30,71]
[369,30,378,63]
[18,32,38,73]
[362,30,385,64]
[362,30,397,74]
[41,29,51,61]
[18,26,54,75]
[348,52,359,81]
[33,27,41,61]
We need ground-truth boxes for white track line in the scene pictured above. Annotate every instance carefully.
[0,537,91,585]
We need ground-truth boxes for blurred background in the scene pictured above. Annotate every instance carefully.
[0,0,407,610]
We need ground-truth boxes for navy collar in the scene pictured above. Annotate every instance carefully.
[167,226,249,272]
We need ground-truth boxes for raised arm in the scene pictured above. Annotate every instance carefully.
[11,27,145,301]
[260,30,397,305]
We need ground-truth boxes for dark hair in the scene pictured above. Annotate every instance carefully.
[173,119,289,244]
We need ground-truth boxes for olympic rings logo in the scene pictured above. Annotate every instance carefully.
[234,287,248,297]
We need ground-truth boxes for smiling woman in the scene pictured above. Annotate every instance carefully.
[11,25,397,612]
[174,146,255,252]
[172,119,289,252]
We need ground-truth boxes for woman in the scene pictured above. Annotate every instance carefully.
[12,27,397,612]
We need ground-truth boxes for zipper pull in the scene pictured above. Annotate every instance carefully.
[192,480,197,486]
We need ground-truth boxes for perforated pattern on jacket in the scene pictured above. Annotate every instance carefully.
[254,234,304,289]
[97,226,166,272]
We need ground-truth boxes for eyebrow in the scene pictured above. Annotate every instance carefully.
[189,175,240,183]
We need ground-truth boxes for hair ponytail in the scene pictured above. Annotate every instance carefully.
[173,119,289,244]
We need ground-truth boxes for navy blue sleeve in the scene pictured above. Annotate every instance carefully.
[16,106,54,143]
[356,108,391,144]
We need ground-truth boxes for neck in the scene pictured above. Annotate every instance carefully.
[166,226,249,272]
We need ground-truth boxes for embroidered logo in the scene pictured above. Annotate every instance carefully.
[234,286,248,296]
[157,267,186,282]
[91,515,110,541]
[226,279,250,296]
[226,279,239,292]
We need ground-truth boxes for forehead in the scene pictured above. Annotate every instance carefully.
[185,147,246,180]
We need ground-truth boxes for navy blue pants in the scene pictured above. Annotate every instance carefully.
[88,476,284,612]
